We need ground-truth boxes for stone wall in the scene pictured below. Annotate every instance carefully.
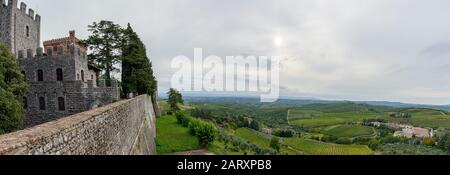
[0,95,156,155]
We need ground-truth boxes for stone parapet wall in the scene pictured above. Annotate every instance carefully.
[0,95,156,155]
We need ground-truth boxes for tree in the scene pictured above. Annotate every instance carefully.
[368,140,380,150]
[273,129,296,138]
[438,132,450,152]
[121,23,157,98]
[0,44,28,134]
[84,21,124,86]
[250,120,260,131]
[270,137,281,152]
[167,88,183,112]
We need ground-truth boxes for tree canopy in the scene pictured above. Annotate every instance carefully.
[0,44,28,134]
[84,20,124,86]
[167,88,183,112]
[121,23,157,97]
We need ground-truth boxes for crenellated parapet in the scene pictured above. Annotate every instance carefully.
[1,0,40,22]
[1,0,41,56]
[17,44,88,60]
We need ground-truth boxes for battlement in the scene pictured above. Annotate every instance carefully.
[17,44,87,59]
[1,0,40,22]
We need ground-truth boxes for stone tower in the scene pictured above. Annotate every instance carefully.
[0,0,41,57]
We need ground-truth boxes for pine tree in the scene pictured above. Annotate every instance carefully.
[167,88,183,112]
[0,44,28,134]
[84,21,123,86]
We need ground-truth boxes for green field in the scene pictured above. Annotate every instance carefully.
[235,128,273,147]
[235,128,299,155]
[321,125,376,138]
[156,115,201,154]
[384,108,450,129]
[288,104,383,128]
[284,138,374,155]
[235,128,373,155]
[288,104,450,129]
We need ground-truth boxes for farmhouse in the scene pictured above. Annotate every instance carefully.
[394,126,430,138]
[261,128,272,135]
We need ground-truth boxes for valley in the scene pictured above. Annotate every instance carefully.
[156,97,450,155]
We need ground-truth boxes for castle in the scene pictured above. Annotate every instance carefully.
[0,0,120,127]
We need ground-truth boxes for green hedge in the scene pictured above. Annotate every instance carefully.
[176,111,218,146]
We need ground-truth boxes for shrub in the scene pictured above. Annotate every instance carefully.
[270,137,281,152]
[177,111,218,146]
[195,122,218,146]
[321,135,338,143]
[368,140,380,150]
[423,137,436,146]
[336,138,353,145]
[273,129,296,138]
[175,111,190,127]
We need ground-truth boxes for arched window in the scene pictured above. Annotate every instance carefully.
[26,26,30,37]
[58,97,65,111]
[91,75,94,80]
[81,70,84,81]
[77,74,80,80]
[37,70,43,81]
[39,97,46,110]
[56,68,63,81]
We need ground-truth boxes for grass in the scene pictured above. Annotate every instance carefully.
[207,140,247,155]
[289,108,381,128]
[235,128,298,155]
[284,138,374,155]
[156,115,201,154]
[158,100,195,115]
[235,128,272,147]
[321,125,376,138]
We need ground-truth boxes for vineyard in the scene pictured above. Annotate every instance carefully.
[284,139,374,155]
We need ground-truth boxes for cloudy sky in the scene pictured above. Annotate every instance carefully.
[20,0,450,105]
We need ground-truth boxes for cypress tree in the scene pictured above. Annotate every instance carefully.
[121,23,157,98]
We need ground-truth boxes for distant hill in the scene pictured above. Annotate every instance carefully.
[183,96,450,112]
[356,101,450,112]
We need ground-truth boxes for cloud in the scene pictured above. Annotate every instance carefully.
[23,0,450,104]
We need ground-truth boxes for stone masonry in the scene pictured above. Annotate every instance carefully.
[0,95,156,155]
[18,46,120,126]
[17,34,120,127]
[1,1,120,127]
[0,0,40,57]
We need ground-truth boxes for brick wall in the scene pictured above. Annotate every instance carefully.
[0,95,156,155]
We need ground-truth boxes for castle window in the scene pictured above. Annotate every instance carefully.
[91,75,94,80]
[81,70,85,81]
[77,74,80,80]
[58,97,65,111]
[23,97,28,109]
[39,97,46,110]
[26,26,30,37]
[37,70,43,81]
[21,71,26,81]
[56,68,63,81]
